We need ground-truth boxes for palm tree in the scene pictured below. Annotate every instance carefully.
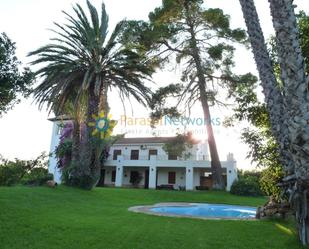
[239,0,309,245]
[29,1,155,188]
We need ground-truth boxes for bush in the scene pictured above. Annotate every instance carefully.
[22,168,53,186]
[157,184,174,190]
[196,186,209,191]
[0,153,49,186]
[230,177,263,197]
[259,166,284,201]
[0,161,25,186]
[129,172,143,187]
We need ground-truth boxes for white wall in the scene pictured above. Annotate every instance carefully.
[103,166,116,186]
[109,144,168,160]
[48,121,62,183]
[108,141,208,161]
[193,168,202,188]
[196,141,209,161]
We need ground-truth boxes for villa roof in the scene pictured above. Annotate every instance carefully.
[114,137,176,145]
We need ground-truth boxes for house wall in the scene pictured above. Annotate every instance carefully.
[48,121,64,184]
[109,144,167,160]
[108,143,206,161]
[103,166,116,186]
[48,119,236,190]
[193,168,203,187]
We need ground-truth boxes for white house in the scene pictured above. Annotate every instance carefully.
[48,119,238,191]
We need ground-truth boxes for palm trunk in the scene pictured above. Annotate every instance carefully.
[240,0,309,244]
[184,2,224,190]
[71,120,80,161]
[70,119,80,177]
[98,84,109,113]
[92,84,109,183]
[238,0,287,153]
[268,0,309,245]
[79,83,99,187]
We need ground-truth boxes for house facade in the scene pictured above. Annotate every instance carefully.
[48,119,238,191]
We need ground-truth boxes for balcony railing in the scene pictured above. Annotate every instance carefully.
[107,154,204,161]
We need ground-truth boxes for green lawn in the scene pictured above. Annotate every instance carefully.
[0,186,306,249]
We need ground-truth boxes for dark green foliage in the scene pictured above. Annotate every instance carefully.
[22,169,53,186]
[231,171,263,197]
[29,1,155,115]
[123,0,248,118]
[230,175,263,197]
[260,166,284,201]
[0,153,49,186]
[61,164,96,190]
[149,84,183,126]
[0,160,25,186]
[0,33,34,116]
[129,172,143,187]
[196,186,209,191]
[55,140,72,162]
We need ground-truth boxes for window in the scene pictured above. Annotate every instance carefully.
[111,170,116,182]
[130,150,139,160]
[113,150,122,160]
[168,154,177,160]
[168,172,176,184]
[148,149,158,160]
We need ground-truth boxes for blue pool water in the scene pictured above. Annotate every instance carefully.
[150,203,257,219]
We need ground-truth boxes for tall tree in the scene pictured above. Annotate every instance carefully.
[29,1,154,188]
[123,0,248,189]
[239,0,309,244]
[0,33,33,116]
[227,11,309,201]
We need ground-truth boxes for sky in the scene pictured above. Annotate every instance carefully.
[0,0,308,170]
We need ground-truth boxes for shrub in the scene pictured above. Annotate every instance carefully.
[0,153,49,186]
[129,172,143,187]
[22,168,53,186]
[230,177,263,197]
[0,161,25,186]
[259,166,284,201]
[157,184,174,190]
[196,186,209,191]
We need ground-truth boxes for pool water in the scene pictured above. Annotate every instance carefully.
[150,203,257,219]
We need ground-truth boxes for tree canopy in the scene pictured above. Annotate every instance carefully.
[0,33,33,117]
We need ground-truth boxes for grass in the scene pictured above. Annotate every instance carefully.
[0,186,306,249]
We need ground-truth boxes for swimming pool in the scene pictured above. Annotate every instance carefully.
[129,203,257,220]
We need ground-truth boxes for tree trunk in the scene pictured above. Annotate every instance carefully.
[92,84,110,183]
[98,84,109,113]
[239,0,309,245]
[238,0,290,164]
[200,91,225,189]
[184,2,225,190]
[268,0,309,245]
[71,120,80,162]
[79,83,99,188]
